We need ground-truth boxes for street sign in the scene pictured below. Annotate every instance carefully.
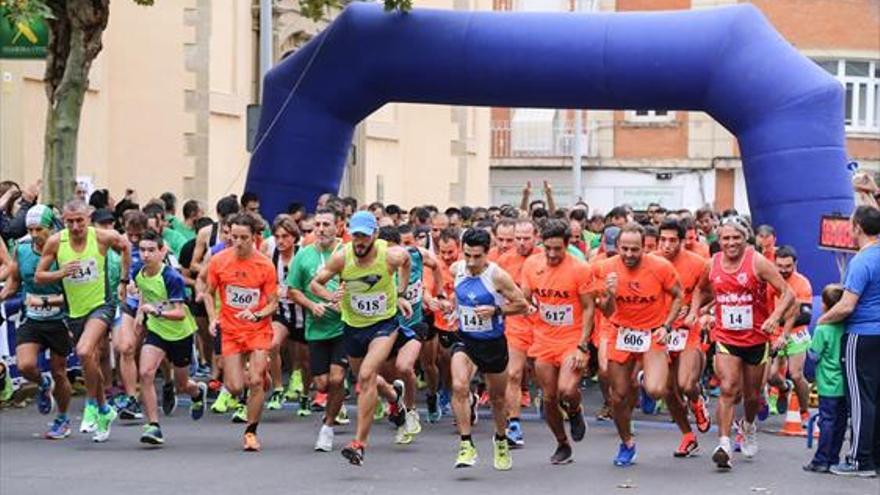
[0,10,48,59]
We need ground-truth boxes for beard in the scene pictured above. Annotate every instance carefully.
[354,240,375,258]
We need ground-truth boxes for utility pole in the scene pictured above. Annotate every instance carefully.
[259,0,273,100]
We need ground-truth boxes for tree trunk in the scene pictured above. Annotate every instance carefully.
[41,0,108,207]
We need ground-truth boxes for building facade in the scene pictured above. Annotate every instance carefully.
[489,0,880,214]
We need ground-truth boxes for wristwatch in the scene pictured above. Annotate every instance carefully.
[577,343,590,354]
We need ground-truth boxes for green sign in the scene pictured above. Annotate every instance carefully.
[0,10,48,59]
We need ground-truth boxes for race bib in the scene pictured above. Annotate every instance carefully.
[351,293,387,317]
[790,327,811,345]
[616,327,651,353]
[25,296,62,318]
[225,285,260,310]
[667,329,689,352]
[721,305,753,331]
[539,302,574,327]
[405,280,423,304]
[459,306,493,333]
[66,258,99,284]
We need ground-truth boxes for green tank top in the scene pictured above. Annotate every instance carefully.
[57,227,109,318]
[399,247,424,327]
[340,239,397,328]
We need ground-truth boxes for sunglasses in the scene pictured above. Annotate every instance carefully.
[301,229,314,234]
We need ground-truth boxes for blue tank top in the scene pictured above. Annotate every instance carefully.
[16,240,65,321]
[453,262,505,341]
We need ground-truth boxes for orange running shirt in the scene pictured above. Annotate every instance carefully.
[665,250,708,308]
[426,259,457,331]
[601,255,679,330]
[521,253,593,344]
[687,242,711,259]
[767,270,813,337]
[206,248,277,335]
[497,248,544,333]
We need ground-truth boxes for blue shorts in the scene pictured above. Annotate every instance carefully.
[343,316,399,359]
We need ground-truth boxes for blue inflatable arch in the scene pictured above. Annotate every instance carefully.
[247,2,852,288]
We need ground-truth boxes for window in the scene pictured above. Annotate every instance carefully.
[814,59,880,134]
[626,109,676,123]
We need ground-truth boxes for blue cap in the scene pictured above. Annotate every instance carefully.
[603,226,621,254]
[349,211,378,236]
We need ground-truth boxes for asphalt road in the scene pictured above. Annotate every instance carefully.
[1,392,878,495]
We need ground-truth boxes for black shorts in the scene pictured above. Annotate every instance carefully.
[309,336,348,376]
[121,302,138,318]
[343,316,399,359]
[16,319,71,357]
[717,341,770,367]
[65,304,116,344]
[187,298,207,318]
[390,328,420,358]
[273,310,306,343]
[409,322,435,342]
[438,330,460,349]
[452,335,509,374]
[213,325,223,355]
[144,331,194,368]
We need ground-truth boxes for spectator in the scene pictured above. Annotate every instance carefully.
[818,205,880,477]
[0,180,39,243]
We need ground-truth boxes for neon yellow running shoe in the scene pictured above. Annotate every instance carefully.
[494,437,512,471]
[211,390,233,414]
[455,440,478,468]
[373,400,387,421]
[285,370,304,402]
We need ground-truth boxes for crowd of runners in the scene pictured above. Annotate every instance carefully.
[1,179,879,477]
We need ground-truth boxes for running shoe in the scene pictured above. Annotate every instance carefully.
[830,462,878,478]
[140,423,164,446]
[426,393,441,423]
[767,386,780,416]
[438,389,452,416]
[242,432,261,452]
[342,440,365,466]
[79,402,99,433]
[161,382,177,416]
[311,391,328,412]
[119,395,144,420]
[0,363,11,402]
[469,391,479,426]
[232,403,248,423]
[373,400,387,420]
[191,382,208,420]
[211,390,233,414]
[494,437,512,471]
[478,390,490,406]
[520,390,531,409]
[208,379,223,395]
[285,369,304,402]
[673,433,699,458]
[36,375,54,415]
[690,396,711,433]
[506,420,525,448]
[613,442,637,467]
[334,404,350,425]
[44,416,71,440]
[455,440,478,468]
[802,462,831,473]
[712,442,732,470]
[551,442,574,465]
[297,395,312,417]
[195,363,211,378]
[388,380,407,427]
[800,410,811,429]
[405,409,422,435]
[595,404,613,422]
[740,420,759,458]
[568,405,587,442]
[92,406,117,443]
[266,389,284,411]
[394,425,413,445]
[637,371,657,414]
[315,424,334,452]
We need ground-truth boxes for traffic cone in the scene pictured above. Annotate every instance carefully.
[779,393,815,437]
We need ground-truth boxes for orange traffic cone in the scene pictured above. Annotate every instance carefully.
[779,393,816,437]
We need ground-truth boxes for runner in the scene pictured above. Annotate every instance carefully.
[309,211,413,466]
[0,205,72,439]
[689,215,793,470]
[202,213,279,451]
[496,219,542,447]
[656,218,712,458]
[443,228,527,470]
[520,219,594,465]
[35,200,131,442]
[398,224,445,423]
[113,210,148,421]
[766,246,813,424]
[260,215,308,414]
[488,219,516,262]
[289,206,348,451]
[429,228,462,417]
[133,230,207,445]
[594,222,683,467]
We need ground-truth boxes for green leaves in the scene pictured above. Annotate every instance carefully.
[298,0,412,23]
[0,0,54,26]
